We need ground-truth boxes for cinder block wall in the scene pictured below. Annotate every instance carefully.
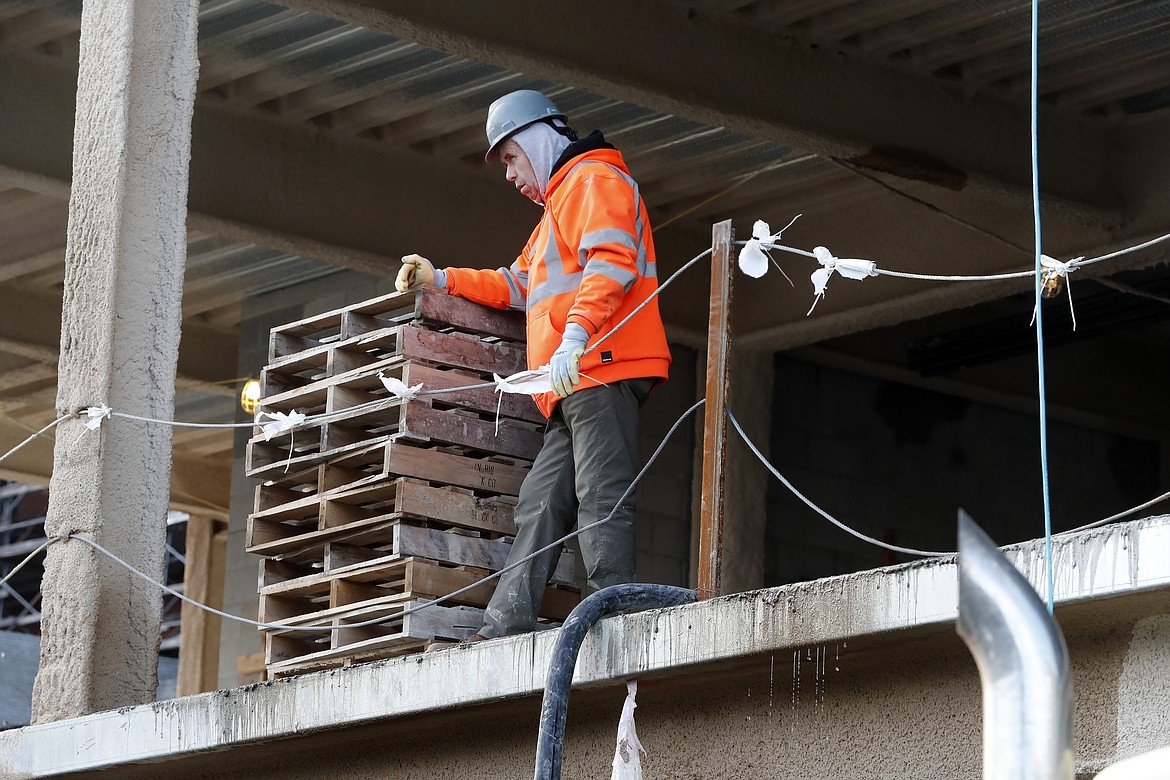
[634,345,697,587]
[766,355,1162,585]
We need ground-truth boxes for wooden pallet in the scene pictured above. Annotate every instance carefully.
[255,531,575,589]
[264,597,485,677]
[247,479,576,585]
[260,555,578,627]
[251,437,531,502]
[246,397,542,477]
[270,287,523,359]
[260,358,543,423]
[264,287,526,392]
[265,321,528,396]
[260,556,579,675]
[248,476,519,559]
[248,288,576,677]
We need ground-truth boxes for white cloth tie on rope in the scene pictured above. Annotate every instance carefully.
[82,404,113,431]
[491,368,554,435]
[255,410,306,441]
[1031,254,1080,331]
[492,367,605,397]
[808,245,878,315]
[737,217,800,284]
[494,368,554,396]
[489,367,607,433]
[610,679,646,780]
[378,371,424,400]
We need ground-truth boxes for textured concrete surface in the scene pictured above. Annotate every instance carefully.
[3,515,1168,778]
[0,632,179,730]
[31,0,200,722]
[1114,615,1170,764]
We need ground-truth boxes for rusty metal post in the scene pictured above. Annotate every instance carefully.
[697,219,734,599]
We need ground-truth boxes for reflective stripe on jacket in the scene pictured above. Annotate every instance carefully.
[445,147,671,418]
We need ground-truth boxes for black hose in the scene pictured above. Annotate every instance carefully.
[533,583,697,780]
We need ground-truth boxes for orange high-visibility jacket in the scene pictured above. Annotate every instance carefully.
[445,146,670,418]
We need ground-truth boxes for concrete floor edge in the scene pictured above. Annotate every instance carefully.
[1,515,1168,777]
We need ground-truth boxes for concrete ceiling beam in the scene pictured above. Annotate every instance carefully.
[0,245,65,283]
[289,0,1115,225]
[0,50,544,277]
[0,336,57,364]
[0,363,56,394]
[0,284,240,391]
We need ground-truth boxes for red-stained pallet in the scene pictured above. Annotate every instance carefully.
[260,556,578,677]
[247,288,577,679]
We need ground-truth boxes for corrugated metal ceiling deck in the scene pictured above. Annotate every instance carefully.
[3,0,1167,318]
[1,0,1168,465]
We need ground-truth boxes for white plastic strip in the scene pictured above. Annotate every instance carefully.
[736,216,803,282]
[82,404,112,430]
[494,368,554,395]
[378,371,423,400]
[610,679,646,780]
[807,245,878,315]
[254,410,306,441]
[0,414,70,464]
[1029,254,1079,331]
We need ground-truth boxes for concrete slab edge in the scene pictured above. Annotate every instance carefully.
[1,515,1167,777]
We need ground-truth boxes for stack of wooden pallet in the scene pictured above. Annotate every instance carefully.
[245,287,578,678]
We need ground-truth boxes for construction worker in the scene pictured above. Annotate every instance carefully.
[395,89,670,640]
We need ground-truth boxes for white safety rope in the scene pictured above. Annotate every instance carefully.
[738,216,1170,320]
[3,399,704,633]
[726,407,954,558]
[6,397,1167,633]
[0,414,71,465]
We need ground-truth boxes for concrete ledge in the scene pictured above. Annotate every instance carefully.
[2,515,1168,778]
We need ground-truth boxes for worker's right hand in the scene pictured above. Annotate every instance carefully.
[396,254,437,293]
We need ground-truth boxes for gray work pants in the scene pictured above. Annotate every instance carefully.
[480,378,652,638]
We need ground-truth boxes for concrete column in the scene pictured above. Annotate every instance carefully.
[31,0,200,721]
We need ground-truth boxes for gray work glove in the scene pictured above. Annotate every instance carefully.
[396,254,447,292]
[549,323,589,398]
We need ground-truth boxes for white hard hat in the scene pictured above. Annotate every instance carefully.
[484,90,566,162]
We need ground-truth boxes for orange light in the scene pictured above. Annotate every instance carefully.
[240,379,261,415]
[1041,271,1064,300]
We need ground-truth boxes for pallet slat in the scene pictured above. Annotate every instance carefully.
[259,557,578,664]
[246,403,540,479]
[415,285,526,342]
[248,477,519,555]
[265,598,484,675]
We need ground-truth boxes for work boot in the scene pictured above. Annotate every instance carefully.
[423,638,457,653]
[424,632,488,653]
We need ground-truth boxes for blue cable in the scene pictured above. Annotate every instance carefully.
[1030,0,1055,614]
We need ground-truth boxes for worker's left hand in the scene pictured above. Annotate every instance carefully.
[549,324,589,398]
